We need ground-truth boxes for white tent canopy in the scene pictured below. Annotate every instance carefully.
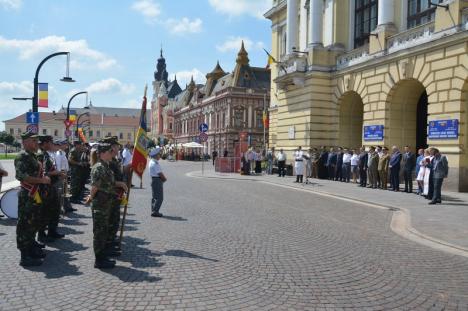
[182,142,203,148]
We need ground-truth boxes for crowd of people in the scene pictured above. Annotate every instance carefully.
[11,132,165,270]
[265,145,449,205]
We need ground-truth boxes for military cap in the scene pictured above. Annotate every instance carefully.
[97,143,112,153]
[38,135,53,144]
[101,136,120,145]
[20,131,38,140]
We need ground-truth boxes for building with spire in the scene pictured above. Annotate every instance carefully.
[150,42,270,156]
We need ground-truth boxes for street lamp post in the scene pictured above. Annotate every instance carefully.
[66,91,88,121]
[33,52,75,113]
[75,112,90,140]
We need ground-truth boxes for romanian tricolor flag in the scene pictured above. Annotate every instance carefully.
[69,110,77,123]
[77,127,87,143]
[263,49,277,69]
[131,86,149,177]
[263,110,269,129]
[38,83,48,108]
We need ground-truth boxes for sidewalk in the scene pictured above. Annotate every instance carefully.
[190,168,468,251]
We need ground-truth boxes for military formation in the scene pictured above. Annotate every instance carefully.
[14,132,129,269]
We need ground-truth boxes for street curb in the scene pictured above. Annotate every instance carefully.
[187,171,468,259]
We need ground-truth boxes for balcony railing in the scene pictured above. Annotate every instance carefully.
[336,44,369,69]
[387,21,435,53]
[278,54,308,77]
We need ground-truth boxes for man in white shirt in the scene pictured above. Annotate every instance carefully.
[0,161,7,217]
[276,149,287,177]
[342,148,352,183]
[54,140,74,212]
[122,144,133,184]
[149,147,166,217]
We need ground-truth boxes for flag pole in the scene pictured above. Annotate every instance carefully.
[119,85,148,247]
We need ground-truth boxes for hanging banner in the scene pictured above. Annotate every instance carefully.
[38,83,48,108]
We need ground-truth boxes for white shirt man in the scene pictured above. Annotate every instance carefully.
[55,142,69,172]
[343,152,352,164]
[294,147,304,182]
[122,146,133,166]
[276,151,286,162]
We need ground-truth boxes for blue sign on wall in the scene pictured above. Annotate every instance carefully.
[363,125,384,141]
[428,119,459,139]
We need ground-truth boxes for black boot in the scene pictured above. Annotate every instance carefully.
[107,241,121,252]
[20,250,42,267]
[33,240,46,249]
[94,256,116,269]
[106,248,121,257]
[29,246,46,259]
[48,229,65,239]
[38,230,54,243]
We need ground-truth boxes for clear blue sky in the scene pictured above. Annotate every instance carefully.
[0,0,271,130]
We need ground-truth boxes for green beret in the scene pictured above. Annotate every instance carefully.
[21,131,38,140]
[97,143,112,153]
[38,135,53,144]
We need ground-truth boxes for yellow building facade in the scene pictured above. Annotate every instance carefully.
[265,0,468,191]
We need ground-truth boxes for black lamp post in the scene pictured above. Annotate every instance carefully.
[66,91,88,121]
[33,52,75,113]
[75,112,90,139]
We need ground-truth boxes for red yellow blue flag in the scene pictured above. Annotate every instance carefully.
[131,86,149,177]
[38,83,48,108]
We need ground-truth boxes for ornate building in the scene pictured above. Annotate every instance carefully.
[265,0,468,191]
[151,43,271,155]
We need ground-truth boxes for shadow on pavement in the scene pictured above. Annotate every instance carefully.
[120,236,164,269]
[164,250,218,262]
[58,226,84,236]
[162,215,187,221]
[47,238,88,253]
[0,218,17,226]
[24,250,83,279]
[60,217,87,226]
[102,266,162,283]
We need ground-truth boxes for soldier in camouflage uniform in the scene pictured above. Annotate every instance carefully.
[37,135,66,242]
[101,136,124,254]
[15,131,51,267]
[84,143,128,269]
[68,140,85,203]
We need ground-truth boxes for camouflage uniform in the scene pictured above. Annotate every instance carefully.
[37,149,61,233]
[69,146,83,200]
[108,158,123,243]
[91,159,116,258]
[15,150,41,251]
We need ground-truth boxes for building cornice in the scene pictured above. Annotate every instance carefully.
[264,0,286,20]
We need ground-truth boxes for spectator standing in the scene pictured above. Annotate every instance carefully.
[423,149,434,199]
[342,148,351,183]
[326,147,337,180]
[305,148,313,183]
[389,146,402,191]
[276,149,287,177]
[358,147,368,187]
[350,150,359,183]
[0,161,8,192]
[266,147,275,175]
[403,146,416,193]
[335,147,344,181]
[311,148,319,178]
[255,148,262,174]
[376,146,383,187]
[378,147,390,190]
[367,146,379,188]
[223,149,228,157]
[415,148,425,194]
[318,146,328,179]
[428,148,448,204]
[212,150,218,166]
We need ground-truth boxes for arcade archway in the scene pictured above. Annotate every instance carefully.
[387,80,428,150]
[338,91,363,149]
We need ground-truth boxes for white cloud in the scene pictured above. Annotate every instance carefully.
[216,36,265,53]
[208,0,270,19]
[78,78,135,96]
[0,35,117,70]
[131,0,161,24]
[165,17,203,35]
[174,68,206,87]
[0,0,22,10]
[0,80,32,95]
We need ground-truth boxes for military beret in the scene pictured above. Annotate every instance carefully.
[38,135,53,143]
[97,143,112,153]
[20,131,38,140]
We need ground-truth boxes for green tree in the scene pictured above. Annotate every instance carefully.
[0,131,15,145]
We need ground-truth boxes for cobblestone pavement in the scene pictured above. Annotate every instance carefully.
[0,161,468,310]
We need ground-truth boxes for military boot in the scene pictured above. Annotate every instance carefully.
[94,256,116,269]
[48,229,65,239]
[30,246,46,259]
[33,240,46,249]
[20,250,43,267]
[38,230,54,243]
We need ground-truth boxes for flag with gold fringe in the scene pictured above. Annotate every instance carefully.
[131,86,149,177]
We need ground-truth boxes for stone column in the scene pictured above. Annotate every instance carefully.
[299,0,308,50]
[286,0,298,53]
[308,0,323,47]
[378,0,394,26]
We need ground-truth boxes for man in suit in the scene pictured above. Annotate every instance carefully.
[378,147,390,190]
[358,147,368,187]
[367,146,379,189]
[389,146,402,191]
[402,146,416,193]
[326,147,337,180]
[428,148,448,204]
[318,146,328,179]
[335,147,344,181]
